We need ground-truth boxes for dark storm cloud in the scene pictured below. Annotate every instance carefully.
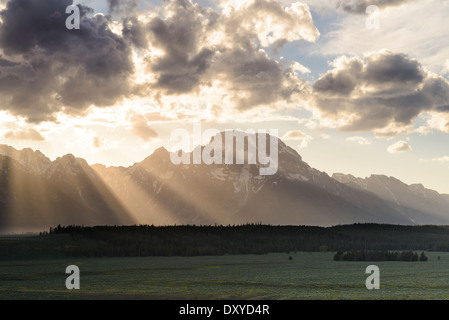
[0,56,18,67]
[0,0,134,122]
[0,0,93,55]
[107,0,139,17]
[143,0,217,94]
[122,17,148,48]
[210,47,307,110]
[437,106,449,112]
[312,50,449,132]
[313,57,363,96]
[107,0,121,12]
[363,52,425,85]
[313,52,425,97]
[0,0,319,122]
[336,0,410,14]
[138,0,314,109]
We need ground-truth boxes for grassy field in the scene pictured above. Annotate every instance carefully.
[1,252,449,300]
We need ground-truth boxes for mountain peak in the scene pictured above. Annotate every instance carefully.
[50,154,91,176]
[334,172,449,224]
[153,146,169,155]
[0,144,51,175]
[61,153,76,160]
[2,137,449,231]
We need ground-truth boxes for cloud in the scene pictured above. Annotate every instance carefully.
[221,0,320,47]
[311,50,449,135]
[335,0,410,14]
[143,1,216,94]
[133,123,158,142]
[442,60,449,75]
[313,56,364,96]
[291,61,311,75]
[107,0,139,17]
[281,130,312,148]
[130,113,158,141]
[4,128,45,141]
[346,136,371,145]
[315,0,449,74]
[286,0,410,14]
[387,140,412,153]
[425,111,449,133]
[0,0,320,124]
[371,122,413,138]
[282,130,310,139]
[414,126,431,136]
[93,136,104,148]
[122,16,150,49]
[136,0,318,110]
[0,0,134,122]
[0,55,18,67]
[431,156,449,163]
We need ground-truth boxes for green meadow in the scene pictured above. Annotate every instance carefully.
[1,252,449,300]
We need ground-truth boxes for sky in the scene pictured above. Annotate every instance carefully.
[0,0,449,193]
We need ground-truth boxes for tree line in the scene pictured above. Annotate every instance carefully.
[40,223,449,258]
[334,250,428,262]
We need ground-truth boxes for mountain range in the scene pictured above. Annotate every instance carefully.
[1,132,449,232]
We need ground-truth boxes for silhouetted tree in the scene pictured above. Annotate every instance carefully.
[420,252,428,262]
